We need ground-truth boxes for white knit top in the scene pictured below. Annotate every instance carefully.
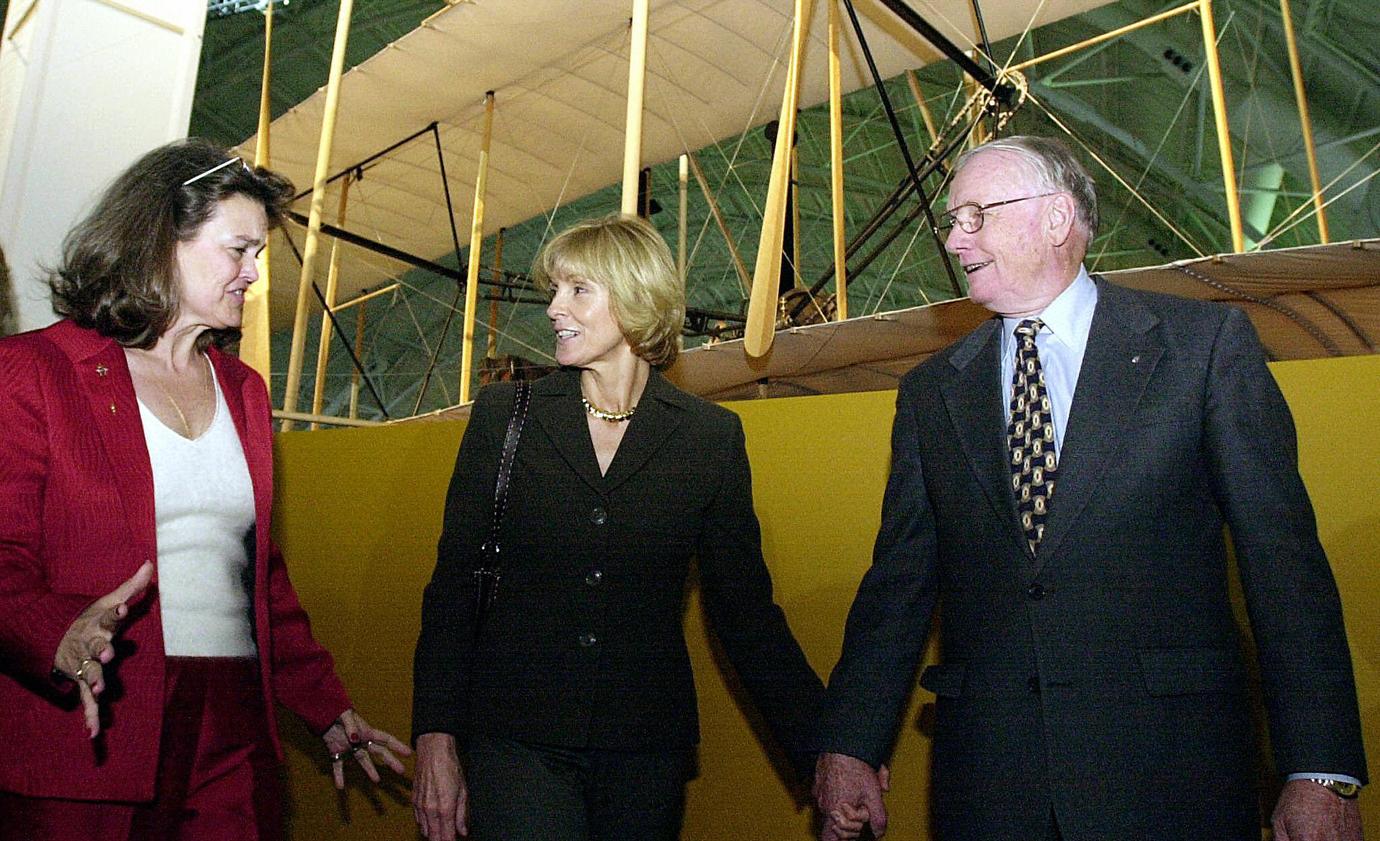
[138,362,257,657]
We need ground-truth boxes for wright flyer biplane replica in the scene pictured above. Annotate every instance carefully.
[220,0,1378,428]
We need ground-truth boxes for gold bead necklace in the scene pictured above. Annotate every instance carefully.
[581,395,635,422]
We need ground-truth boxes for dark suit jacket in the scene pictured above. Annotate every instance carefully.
[413,368,823,773]
[0,320,350,801]
[816,279,1366,840]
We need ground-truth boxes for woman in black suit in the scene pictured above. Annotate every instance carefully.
[411,214,824,840]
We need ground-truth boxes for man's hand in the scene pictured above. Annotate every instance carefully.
[413,732,468,839]
[1272,779,1363,841]
[814,752,888,840]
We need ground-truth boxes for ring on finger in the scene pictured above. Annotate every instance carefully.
[74,658,97,682]
[331,750,349,763]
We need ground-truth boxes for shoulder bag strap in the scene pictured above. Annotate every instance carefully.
[473,381,531,628]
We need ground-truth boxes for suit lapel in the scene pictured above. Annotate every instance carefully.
[1036,280,1163,568]
[530,370,607,495]
[528,368,687,495]
[58,325,157,552]
[601,370,685,493]
[940,319,1030,559]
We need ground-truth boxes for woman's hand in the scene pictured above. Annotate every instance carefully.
[53,561,154,738]
[413,732,468,839]
[322,708,411,789]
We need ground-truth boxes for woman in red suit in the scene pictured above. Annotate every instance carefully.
[0,139,409,840]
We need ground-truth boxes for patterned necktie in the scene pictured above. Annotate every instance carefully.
[1008,319,1057,554]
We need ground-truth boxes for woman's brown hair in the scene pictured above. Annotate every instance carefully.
[49,138,294,350]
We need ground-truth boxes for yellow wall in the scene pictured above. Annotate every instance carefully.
[271,355,1379,839]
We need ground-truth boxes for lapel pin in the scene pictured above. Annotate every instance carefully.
[95,364,109,377]
[1131,354,1141,364]
[109,403,118,414]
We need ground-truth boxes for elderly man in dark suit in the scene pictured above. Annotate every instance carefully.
[812,135,1366,841]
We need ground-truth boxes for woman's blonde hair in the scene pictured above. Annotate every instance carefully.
[533,214,685,368]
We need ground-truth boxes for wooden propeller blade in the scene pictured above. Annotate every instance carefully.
[745,0,810,358]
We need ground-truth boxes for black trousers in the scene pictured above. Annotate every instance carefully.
[465,733,693,841]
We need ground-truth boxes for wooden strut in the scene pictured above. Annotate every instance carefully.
[241,0,275,380]
[89,0,182,34]
[1279,0,1329,243]
[828,0,848,321]
[310,172,352,429]
[1007,1,1200,72]
[334,283,399,312]
[272,410,381,429]
[678,156,689,284]
[621,0,650,215]
[459,92,496,405]
[905,69,939,148]
[1198,0,1244,252]
[282,0,355,431]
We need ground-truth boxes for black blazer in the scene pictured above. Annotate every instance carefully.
[414,368,823,773]
[816,279,1366,840]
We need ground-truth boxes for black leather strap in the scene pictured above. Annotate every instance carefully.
[474,381,531,628]
[489,381,531,549]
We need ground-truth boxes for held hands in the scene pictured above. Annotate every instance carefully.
[815,753,891,840]
[413,732,469,840]
[322,708,411,790]
[1272,779,1363,841]
[53,561,154,738]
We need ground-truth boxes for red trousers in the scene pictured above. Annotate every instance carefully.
[0,657,283,841]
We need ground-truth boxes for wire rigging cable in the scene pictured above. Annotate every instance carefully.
[1089,57,1212,269]
[1257,137,1380,248]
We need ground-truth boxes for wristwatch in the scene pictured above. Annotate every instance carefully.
[1306,778,1361,799]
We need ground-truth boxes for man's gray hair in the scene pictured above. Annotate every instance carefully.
[956,135,1099,239]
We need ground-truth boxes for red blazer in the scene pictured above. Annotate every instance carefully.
[0,320,350,801]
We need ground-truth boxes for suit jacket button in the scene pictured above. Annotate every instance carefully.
[1026,582,1045,600]
[585,570,603,587]
[578,632,598,647]
[590,507,608,525]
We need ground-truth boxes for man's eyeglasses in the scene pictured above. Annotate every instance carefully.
[935,192,1061,235]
